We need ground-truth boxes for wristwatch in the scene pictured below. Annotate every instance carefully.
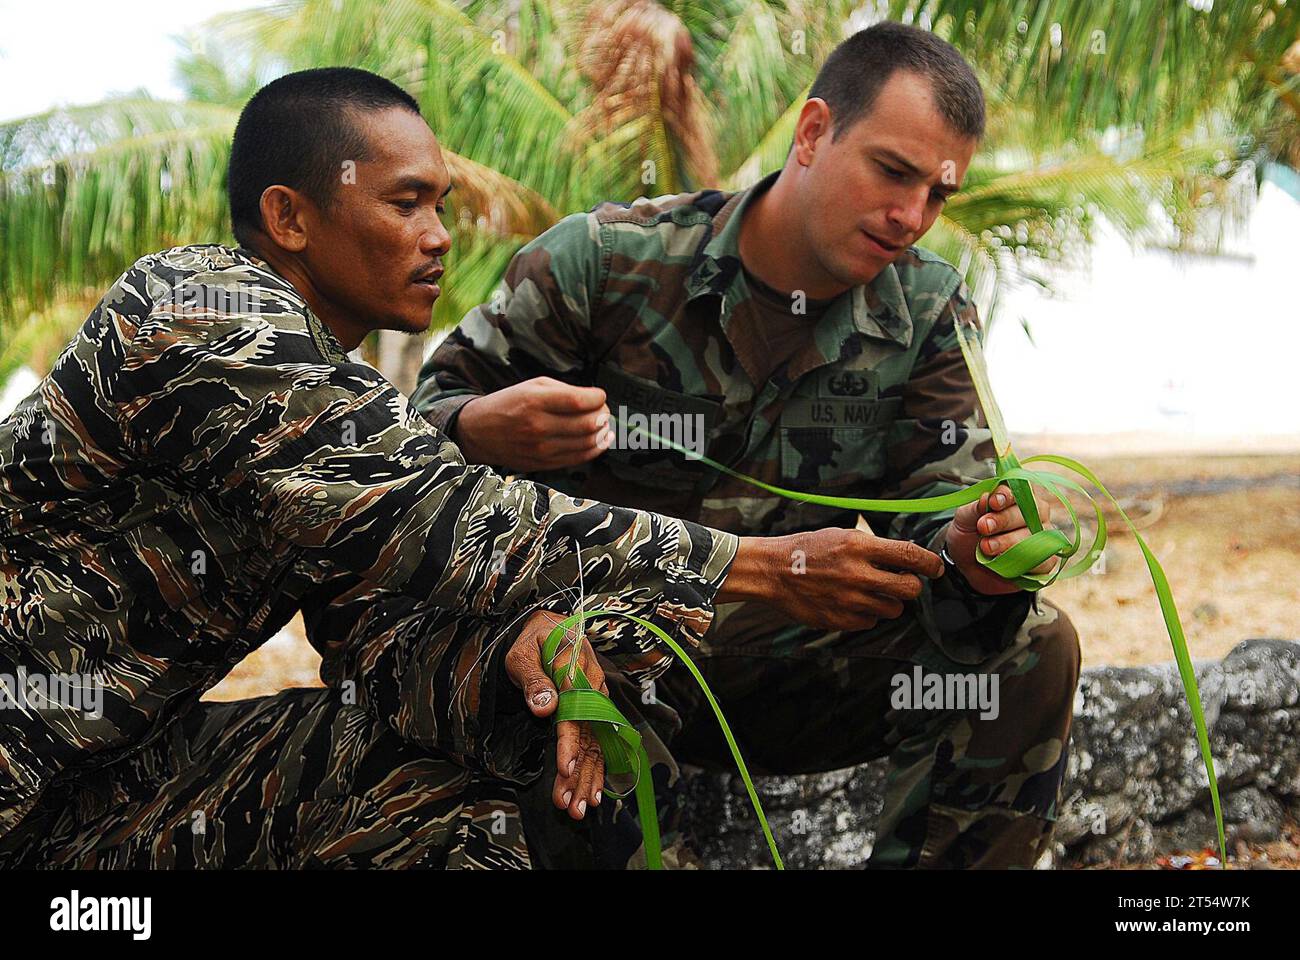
[939,540,988,600]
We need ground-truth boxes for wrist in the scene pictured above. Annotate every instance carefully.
[941,523,1021,597]
[716,536,784,604]
[453,396,490,464]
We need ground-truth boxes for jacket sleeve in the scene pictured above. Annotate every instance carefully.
[410,211,601,435]
[863,278,1034,656]
[113,272,737,727]
[289,568,547,782]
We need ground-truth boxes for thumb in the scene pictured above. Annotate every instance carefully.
[504,635,560,718]
[953,491,989,533]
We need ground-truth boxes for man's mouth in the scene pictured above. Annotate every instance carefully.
[862,230,906,255]
[413,266,443,298]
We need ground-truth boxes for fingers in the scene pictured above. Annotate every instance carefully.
[544,628,609,819]
[554,719,582,810]
[844,590,905,620]
[553,720,604,819]
[980,485,1053,533]
[864,536,944,579]
[533,379,607,415]
[535,430,613,461]
[978,525,1060,570]
[572,733,604,816]
[537,405,611,439]
[858,568,926,603]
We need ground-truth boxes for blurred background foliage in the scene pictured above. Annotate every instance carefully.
[2,0,1298,385]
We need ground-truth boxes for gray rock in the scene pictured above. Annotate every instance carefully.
[680,638,1300,868]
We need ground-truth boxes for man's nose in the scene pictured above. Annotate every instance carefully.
[420,218,452,256]
[887,187,928,235]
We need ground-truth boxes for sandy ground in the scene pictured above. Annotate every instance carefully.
[1009,445,1300,667]
[208,446,1300,701]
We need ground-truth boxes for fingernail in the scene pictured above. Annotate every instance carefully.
[568,758,576,777]
[594,790,602,805]
[596,412,609,428]
[562,790,572,806]
[577,800,587,816]
[992,495,1004,508]
[531,690,552,709]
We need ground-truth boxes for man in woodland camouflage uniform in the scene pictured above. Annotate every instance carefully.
[0,69,901,868]
[413,24,1082,868]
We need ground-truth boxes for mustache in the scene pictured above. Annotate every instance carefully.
[408,260,444,282]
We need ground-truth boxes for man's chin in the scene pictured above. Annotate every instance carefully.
[385,313,435,336]
[833,259,887,288]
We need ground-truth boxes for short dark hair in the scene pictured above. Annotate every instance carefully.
[808,21,985,142]
[227,67,422,246]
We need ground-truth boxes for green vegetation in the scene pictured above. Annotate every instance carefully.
[3,0,1298,377]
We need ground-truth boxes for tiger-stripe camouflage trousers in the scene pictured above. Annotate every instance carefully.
[0,595,1078,869]
[517,594,1081,869]
[0,686,531,869]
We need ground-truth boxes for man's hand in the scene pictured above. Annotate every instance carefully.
[717,527,946,631]
[945,483,1059,595]
[455,377,612,471]
[504,609,607,820]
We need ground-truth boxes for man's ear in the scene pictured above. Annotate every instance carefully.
[257,184,311,253]
[793,98,834,167]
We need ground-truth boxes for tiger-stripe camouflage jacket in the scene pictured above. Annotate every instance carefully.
[0,245,737,834]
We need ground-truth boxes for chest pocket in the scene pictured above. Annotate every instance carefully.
[778,396,901,489]
[594,364,724,489]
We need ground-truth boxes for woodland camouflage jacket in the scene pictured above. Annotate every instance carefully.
[414,173,1033,656]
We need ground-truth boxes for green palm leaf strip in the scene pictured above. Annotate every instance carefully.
[542,609,784,870]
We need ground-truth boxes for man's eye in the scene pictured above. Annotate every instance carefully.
[880,163,904,179]
[931,192,949,205]
[394,199,419,211]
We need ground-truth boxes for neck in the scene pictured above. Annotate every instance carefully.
[737,168,850,301]
[242,234,368,351]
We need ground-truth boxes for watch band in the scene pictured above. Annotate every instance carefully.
[939,540,991,600]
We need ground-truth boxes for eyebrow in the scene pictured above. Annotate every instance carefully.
[877,149,960,195]
[390,176,454,198]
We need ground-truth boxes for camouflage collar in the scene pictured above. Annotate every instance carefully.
[233,245,352,363]
[685,171,914,351]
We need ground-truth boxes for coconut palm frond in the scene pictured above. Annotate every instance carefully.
[0,99,238,326]
[441,150,561,238]
[197,0,582,205]
[724,87,808,190]
[929,127,1244,326]
[708,2,811,177]
[0,94,559,331]
[906,0,1300,145]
